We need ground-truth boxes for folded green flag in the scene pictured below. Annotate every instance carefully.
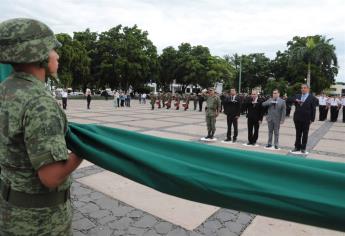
[66,122,345,232]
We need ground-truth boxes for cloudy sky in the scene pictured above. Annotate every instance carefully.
[2,0,344,82]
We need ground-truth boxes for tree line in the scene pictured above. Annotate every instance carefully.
[55,25,338,95]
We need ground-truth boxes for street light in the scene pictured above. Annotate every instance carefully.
[238,58,242,93]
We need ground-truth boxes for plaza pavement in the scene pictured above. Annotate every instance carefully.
[65,99,345,236]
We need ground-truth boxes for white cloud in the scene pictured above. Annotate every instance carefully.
[1,0,344,81]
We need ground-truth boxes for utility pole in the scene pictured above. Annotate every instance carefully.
[238,58,242,93]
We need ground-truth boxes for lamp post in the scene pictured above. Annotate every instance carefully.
[238,58,242,93]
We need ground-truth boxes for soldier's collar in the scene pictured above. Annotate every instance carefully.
[13,72,45,86]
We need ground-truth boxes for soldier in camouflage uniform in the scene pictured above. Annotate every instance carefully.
[204,88,221,140]
[0,18,83,236]
[150,92,156,110]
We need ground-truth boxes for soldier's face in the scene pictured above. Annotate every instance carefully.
[208,90,214,95]
[48,50,59,75]
[230,89,236,96]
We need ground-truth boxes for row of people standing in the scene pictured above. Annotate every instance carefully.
[202,84,325,155]
[317,94,345,122]
[113,91,131,107]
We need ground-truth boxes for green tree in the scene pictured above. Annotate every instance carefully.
[288,35,338,90]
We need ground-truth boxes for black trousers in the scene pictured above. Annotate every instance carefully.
[87,95,91,109]
[343,107,345,122]
[198,100,203,112]
[227,116,238,140]
[294,120,310,150]
[319,105,328,121]
[62,98,67,110]
[247,119,260,144]
[330,106,339,122]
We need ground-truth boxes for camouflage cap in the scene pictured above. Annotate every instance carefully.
[0,18,61,64]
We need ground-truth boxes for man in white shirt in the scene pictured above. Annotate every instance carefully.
[114,90,120,108]
[327,95,341,122]
[317,93,328,121]
[142,93,147,104]
[61,89,68,110]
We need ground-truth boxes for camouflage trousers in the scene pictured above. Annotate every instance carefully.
[206,115,216,135]
[0,196,72,236]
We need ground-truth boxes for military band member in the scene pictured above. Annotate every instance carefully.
[328,95,341,122]
[317,93,328,121]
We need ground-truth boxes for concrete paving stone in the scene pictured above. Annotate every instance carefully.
[98,216,117,225]
[329,125,345,132]
[68,118,98,124]
[72,218,96,231]
[111,206,133,217]
[78,202,100,214]
[167,228,189,236]
[307,153,345,163]
[141,130,196,140]
[127,226,148,236]
[324,131,345,140]
[202,220,222,232]
[78,171,219,230]
[89,191,106,200]
[217,228,238,236]
[99,123,143,131]
[143,229,161,236]
[78,160,94,169]
[107,217,132,230]
[68,113,108,118]
[120,119,180,128]
[73,230,87,236]
[93,197,119,211]
[127,209,144,218]
[72,186,94,196]
[89,210,112,219]
[133,214,158,228]
[86,227,113,236]
[89,115,140,123]
[236,212,253,225]
[242,216,345,236]
[72,200,87,208]
[188,232,204,236]
[164,125,209,136]
[73,211,85,221]
[154,222,174,234]
[214,210,238,222]
[225,221,245,234]
[314,139,345,154]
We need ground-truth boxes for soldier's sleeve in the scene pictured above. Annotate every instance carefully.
[23,96,68,171]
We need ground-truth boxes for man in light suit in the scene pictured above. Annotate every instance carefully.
[262,89,286,150]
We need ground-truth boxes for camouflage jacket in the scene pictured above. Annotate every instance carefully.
[0,72,71,194]
[205,95,221,116]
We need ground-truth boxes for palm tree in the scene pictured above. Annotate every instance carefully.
[289,35,337,87]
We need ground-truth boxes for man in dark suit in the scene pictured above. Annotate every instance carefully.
[244,90,264,146]
[289,84,317,154]
[222,88,241,143]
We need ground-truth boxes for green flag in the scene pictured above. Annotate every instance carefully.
[66,123,345,232]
